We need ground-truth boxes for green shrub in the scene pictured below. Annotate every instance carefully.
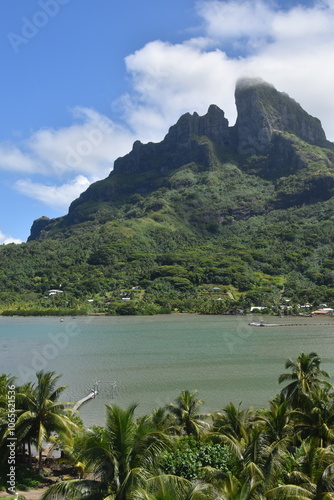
[160,437,235,480]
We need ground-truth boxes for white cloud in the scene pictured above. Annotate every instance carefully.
[0,230,22,245]
[26,107,136,178]
[197,0,334,47]
[0,108,137,213]
[0,143,43,173]
[123,41,240,138]
[0,108,136,179]
[121,0,334,141]
[2,0,334,219]
[15,175,92,212]
[197,0,274,43]
[272,4,333,42]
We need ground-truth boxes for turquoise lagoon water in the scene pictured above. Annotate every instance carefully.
[1,314,334,426]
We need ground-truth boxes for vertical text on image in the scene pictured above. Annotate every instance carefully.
[7,384,17,495]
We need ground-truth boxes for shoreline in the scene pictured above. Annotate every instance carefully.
[1,311,333,320]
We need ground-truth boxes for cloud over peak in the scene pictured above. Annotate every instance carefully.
[1,0,334,217]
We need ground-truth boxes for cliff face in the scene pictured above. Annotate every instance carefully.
[29,217,51,241]
[234,78,327,154]
[112,104,231,176]
[113,78,328,175]
[28,79,334,241]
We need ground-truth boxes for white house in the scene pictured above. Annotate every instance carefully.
[48,289,63,296]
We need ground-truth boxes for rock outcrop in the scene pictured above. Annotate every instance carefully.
[234,78,327,154]
[28,217,51,241]
[113,104,231,175]
[28,78,334,240]
[113,78,329,174]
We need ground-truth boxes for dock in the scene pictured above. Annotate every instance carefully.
[249,322,278,327]
[249,322,334,327]
[73,380,117,411]
[73,388,98,410]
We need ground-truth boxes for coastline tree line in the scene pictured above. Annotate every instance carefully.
[2,178,334,317]
[1,352,334,498]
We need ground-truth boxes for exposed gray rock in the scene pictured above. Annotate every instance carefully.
[113,105,231,175]
[28,216,51,241]
[113,78,329,175]
[234,77,327,154]
[28,79,334,240]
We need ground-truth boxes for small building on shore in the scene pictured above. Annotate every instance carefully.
[312,308,334,315]
[48,289,63,296]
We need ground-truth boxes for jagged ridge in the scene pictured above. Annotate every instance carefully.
[28,78,334,241]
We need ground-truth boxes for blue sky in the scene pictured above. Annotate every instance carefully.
[1,0,333,243]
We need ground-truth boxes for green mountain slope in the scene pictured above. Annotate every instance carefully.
[1,79,334,314]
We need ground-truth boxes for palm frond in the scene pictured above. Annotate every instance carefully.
[40,479,108,500]
[266,484,313,500]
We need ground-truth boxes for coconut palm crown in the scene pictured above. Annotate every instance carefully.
[279,352,331,409]
[15,370,76,472]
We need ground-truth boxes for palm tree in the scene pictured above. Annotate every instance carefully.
[0,373,16,395]
[42,403,170,500]
[211,403,265,469]
[15,370,77,473]
[279,352,331,409]
[255,396,294,490]
[145,406,175,433]
[266,440,334,499]
[291,387,334,448]
[258,396,293,446]
[211,403,289,497]
[165,390,210,439]
[220,471,265,500]
[200,463,266,500]
[0,373,17,423]
[212,402,254,442]
[130,474,217,500]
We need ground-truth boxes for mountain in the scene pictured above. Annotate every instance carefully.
[2,78,334,314]
[29,78,334,240]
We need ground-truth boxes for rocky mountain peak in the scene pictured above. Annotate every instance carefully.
[113,104,231,176]
[28,79,333,241]
[113,78,329,175]
[166,104,230,147]
[234,77,327,154]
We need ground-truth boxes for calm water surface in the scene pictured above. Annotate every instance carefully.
[1,314,334,426]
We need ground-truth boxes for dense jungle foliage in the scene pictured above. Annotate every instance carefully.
[2,156,334,315]
[1,353,334,498]
[2,79,334,315]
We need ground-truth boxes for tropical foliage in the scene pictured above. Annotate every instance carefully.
[0,371,77,477]
[1,139,334,316]
[1,352,334,498]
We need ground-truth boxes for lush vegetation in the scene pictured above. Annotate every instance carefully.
[3,179,334,316]
[1,353,334,498]
[1,89,334,316]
